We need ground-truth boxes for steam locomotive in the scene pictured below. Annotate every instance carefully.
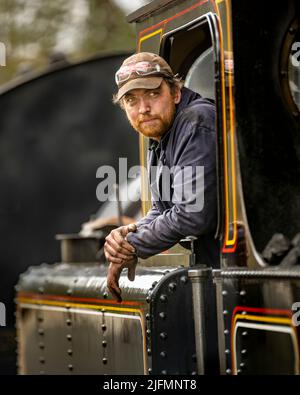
[15,0,300,375]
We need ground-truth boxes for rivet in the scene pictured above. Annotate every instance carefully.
[289,27,296,34]
[38,328,44,336]
[146,329,151,337]
[242,311,247,315]
[67,289,72,296]
[191,371,197,375]
[293,112,299,119]
[168,283,176,292]
[102,340,107,348]
[180,276,188,284]
[101,324,107,331]
[101,309,106,313]
[39,342,45,349]
[67,334,72,341]
[160,332,167,340]
[164,270,170,275]
[37,316,44,323]
[222,290,228,296]
[103,292,108,299]
[39,357,45,364]
[68,364,73,371]
[239,290,246,296]
[241,349,247,357]
[225,349,230,354]
[160,294,167,302]
[152,281,158,288]
[242,331,248,337]
[67,349,73,356]
[237,369,242,374]
[148,368,152,374]
[146,296,151,303]
[240,362,246,369]
[66,319,72,326]
[226,369,232,375]
[38,287,44,294]
[40,370,45,375]
[145,313,150,321]
[147,348,151,356]
[161,370,167,375]
[192,354,197,362]
[102,358,108,365]
[159,312,166,320]
[66,304,71,310]
[223,310,229,316]
[224,329,229,335]
[73,278,78,283]
[160,351,167,358]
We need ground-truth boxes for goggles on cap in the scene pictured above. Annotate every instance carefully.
[115,61,166,85]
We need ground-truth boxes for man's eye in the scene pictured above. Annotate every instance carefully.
[149,91,159,97]
[125,97,135,104]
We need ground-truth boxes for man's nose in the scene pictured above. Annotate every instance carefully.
[138,98,150,114]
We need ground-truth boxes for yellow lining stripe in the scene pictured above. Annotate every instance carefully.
[138,28,163,214]
[234,314,292,326]
[17,297,142,314]
[139,29,163,51]
[214,2,232,246]
[225,0,237,247]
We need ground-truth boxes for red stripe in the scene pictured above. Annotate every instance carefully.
[232,306,292,318]
[139,0,210,37]
[17,292,143,308]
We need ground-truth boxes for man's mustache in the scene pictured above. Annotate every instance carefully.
[138,116,160,124]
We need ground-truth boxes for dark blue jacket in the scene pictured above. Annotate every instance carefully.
[127,87,220,267]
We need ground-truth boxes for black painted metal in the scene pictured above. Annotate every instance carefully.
[232,0,300,254]
[149,268,197,375]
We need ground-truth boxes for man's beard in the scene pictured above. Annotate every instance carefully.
[131,105,176,139]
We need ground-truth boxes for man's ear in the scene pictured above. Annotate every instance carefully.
[174,86,181,104]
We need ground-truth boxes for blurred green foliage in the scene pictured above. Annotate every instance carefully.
[0,0,136,85]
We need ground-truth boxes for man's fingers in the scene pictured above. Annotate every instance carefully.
[128,223,137,232]
[106,234,134,255]
[107,264,122,302]
[104,250,123,264]
[105,242,131,261]
[127,260,137,282]
[112,231,136,253]
[108,285,122,303]
[119,223,137,236]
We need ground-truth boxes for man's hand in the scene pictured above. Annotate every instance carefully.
[104,224,137,302]
[104,224,137,264]
[107,256,138,302]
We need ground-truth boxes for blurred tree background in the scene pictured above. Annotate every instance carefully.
[0,0,147,85]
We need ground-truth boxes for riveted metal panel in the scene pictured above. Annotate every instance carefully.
[214,269,300,375]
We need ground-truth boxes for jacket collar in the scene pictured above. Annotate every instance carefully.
[149,87,202,151]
